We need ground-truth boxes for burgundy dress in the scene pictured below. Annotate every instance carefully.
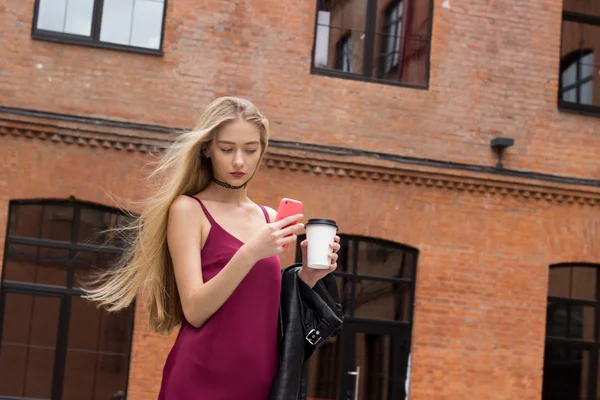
[157,197,281,400]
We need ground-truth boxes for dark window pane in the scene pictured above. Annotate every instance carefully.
[333,274,353,315]
[41,205,74,242]
[62,297,131,400]
[78,208,124,246]
[338,238,354,274]
[94,355,129,399]
[364,333,387,399]
[0,292,60,398]
[548,266,596,300]
[356,240,406,278]
[542,345,590,400]
[4,244,69,286]
[353,278,411,322]
[563,0,600,18]
[62,350,96,400]
[313,0,367,73]
[305,340,339,399]
[597,355,600,399]
[400,251,415,279]
[78,208,105,244]
[560,21,599,108]
[374,0,404,79]
[547,302,594,341]
[72,251,118,288]
[350,333,408,400]
[9,204,43,238]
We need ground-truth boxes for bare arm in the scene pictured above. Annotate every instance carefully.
[167,196,258,328]
[168,197,302,328]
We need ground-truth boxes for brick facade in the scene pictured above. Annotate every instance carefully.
[1,0,600,399]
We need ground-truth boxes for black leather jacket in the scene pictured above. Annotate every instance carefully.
[268,264,344,400]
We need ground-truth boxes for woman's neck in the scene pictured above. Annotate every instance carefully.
[202,182,250,205]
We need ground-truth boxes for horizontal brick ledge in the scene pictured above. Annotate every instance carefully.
[1,116,599,207]
[263,153,600,207]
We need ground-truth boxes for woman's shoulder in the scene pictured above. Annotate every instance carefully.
[168,195,210,234]
[170,194,200,214]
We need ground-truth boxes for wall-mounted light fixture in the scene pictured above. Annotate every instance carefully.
[490,137,514,170]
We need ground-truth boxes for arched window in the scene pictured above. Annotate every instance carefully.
[296,235,418,400]
[543,263,600,400]
[0,200,135,400]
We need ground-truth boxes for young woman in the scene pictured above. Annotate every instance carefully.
[84,97,340,399]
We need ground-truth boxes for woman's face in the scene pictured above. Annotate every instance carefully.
[207,120,262,186]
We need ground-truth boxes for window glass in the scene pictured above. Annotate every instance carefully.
[100,0,134,45]
[37,0,68,31]
[313,0,431,86]
[4,244,69,286]
[0,293,61,398]
[1,202,134,400]
[64,0,94,35]
[548,266,596,301]
[130,0,165,49]
[36,0,94,36]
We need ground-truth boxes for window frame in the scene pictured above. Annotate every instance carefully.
[30,0,167,56]
[543,262,600,400]
[296,234,418,398]
[559,49,594,106]
[296,235,418,323]
[558,10,600,116]
[0,199,136,400]
[310,0,434,89]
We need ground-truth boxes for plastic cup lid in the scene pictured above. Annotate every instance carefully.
[306,218,338,229]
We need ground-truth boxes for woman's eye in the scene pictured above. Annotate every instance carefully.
[221,148,233,153]
[246,149,258,154]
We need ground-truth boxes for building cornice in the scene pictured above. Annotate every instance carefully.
[1,111,599,207]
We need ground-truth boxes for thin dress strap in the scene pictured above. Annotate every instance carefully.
[188,196,217,225]
[259,205,271,223]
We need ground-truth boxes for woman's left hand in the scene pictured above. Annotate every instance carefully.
[298,235,341,288]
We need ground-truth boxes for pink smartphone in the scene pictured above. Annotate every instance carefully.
[275,198,303,248]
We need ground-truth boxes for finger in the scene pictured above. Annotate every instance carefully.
[301,239,308,248]
[328,253,339,262]
[329,242,341,252]
[280,222,305,237]
[334,235,340,243]
[329,262,337,272]
[273,214,304,228]
[279,234,298,246]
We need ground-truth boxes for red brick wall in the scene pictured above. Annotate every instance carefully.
[1,131,599,399]
[2,0,599,179]
[2,0,600,399]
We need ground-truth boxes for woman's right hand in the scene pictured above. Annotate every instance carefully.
[243,214,305,262]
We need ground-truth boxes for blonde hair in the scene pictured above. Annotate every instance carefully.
[83,97,270,333]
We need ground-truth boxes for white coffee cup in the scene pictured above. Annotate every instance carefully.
[305,218,338,269]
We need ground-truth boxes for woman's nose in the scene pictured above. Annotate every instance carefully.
[233,150,244,167]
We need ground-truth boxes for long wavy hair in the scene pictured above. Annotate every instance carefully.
[83,97,270,333]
